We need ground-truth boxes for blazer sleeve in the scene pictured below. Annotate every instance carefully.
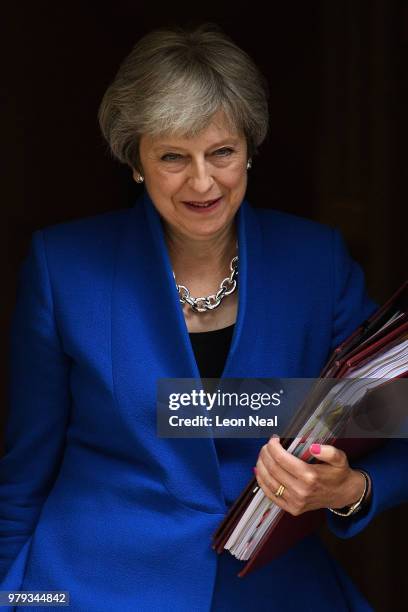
[324,228,408,538]
[0,230,71,581]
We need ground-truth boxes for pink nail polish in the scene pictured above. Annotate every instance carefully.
[310,443,321,454]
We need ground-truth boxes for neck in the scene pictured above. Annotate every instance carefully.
[164,221,237,283]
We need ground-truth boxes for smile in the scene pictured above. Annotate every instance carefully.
[182,197,223,212]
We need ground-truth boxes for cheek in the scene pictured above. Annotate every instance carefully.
[225,163,247,186]
[226,170,247,196]
[150,171,183,197]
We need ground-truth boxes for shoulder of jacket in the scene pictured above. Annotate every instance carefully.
[36,207,131,253]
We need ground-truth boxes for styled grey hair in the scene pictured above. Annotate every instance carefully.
[98,23,269,170]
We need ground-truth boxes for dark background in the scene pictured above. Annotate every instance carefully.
[3,2,408,610]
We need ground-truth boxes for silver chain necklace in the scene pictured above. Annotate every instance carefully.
[173,251,238,313]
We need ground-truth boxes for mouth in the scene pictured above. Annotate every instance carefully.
[182,197,223,212]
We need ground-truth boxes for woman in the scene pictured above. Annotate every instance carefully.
[1,23,407,611]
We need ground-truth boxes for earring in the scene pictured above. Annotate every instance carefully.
[246,159,252,170]
[135,174,144,184]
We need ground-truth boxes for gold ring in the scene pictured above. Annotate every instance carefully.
[274,484,285,497]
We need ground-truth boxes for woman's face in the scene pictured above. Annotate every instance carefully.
[137,111,248,242]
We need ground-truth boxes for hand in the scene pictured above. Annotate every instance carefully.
[254,436,370,516]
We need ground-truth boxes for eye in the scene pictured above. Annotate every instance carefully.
[213,147,234,156]
[161,153,183,162]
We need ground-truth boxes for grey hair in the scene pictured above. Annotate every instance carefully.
[98,23,269,170]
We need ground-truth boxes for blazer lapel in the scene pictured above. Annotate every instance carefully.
[111,191,222,513]
[111,189,265,513]
[222,194,263,378]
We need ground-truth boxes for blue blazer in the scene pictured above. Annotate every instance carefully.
[1,191,407,611]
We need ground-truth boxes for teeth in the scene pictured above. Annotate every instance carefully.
[187,199,218,207]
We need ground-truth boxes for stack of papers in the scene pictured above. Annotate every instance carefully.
[212,280,408,577]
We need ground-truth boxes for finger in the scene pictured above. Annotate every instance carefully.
[255,468,291,510]
[266,436,312,479]
[255,469,303,516]
[255,461,287,500]
[308,443,348,468]
[258,447,299,493]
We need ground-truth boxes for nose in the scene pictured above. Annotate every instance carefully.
[187,159,214,193]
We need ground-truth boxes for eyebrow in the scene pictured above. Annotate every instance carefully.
[153,138,240,152]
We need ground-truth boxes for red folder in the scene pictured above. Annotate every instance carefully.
[212,281,407,577]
